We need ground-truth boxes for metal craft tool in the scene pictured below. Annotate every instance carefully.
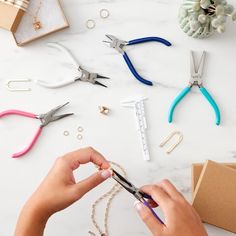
[36,43,110,88]
[168,51,221,125]
[0,102,73,158]
[112,168,164,224]
[103,34,171,86]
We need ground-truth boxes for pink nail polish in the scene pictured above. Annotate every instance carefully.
[101,169,112,179]
[134,201,143,211]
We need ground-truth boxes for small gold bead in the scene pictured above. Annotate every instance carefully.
[33,21,42,30]
[99,106,110,115]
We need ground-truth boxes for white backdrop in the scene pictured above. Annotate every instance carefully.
[0,0,236,235]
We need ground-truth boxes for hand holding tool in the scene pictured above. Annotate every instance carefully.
[103,34,171,86]
[111,168,164,224]
[36,43,110,88]
[0,102,73,158]
[168,51,221,125]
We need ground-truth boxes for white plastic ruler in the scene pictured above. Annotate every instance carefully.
[122,97,150,161]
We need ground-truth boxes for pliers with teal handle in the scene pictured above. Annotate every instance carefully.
[168,51,221,126]
[103,34,172,86]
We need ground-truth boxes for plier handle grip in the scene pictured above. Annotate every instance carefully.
[168,51,221,125]
[104,35,171,86]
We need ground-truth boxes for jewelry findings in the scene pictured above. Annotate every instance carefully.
[160,131,183,154]
[77,126,84,132]
[76,126,83,140]
[63,130,70,136]
[6,79,31,92]
[100,9,110,19]
[89,162,126,236]
[99,106,110,115]
[26,0,43,30]
[86,8,110,30]
[86,19,96,29]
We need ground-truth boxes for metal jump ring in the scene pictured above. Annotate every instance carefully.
[86,19,96,29]
[63,131,70,136]
[78,126,84,132]
[100,9,110,19]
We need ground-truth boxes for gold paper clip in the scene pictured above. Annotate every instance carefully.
[6,79,32,92]
[160,131,183,154]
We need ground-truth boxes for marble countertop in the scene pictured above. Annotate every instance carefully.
[0,0,236,235]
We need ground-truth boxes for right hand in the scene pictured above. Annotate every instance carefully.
[134,180,208,236]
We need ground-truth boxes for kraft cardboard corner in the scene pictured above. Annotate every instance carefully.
[192,160,236,233]
[192,162,236,193]
[12,0,69,46]
[0,2,24,32]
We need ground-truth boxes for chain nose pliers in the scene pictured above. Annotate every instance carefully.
[0,102,73,158]
[112,168,164,224]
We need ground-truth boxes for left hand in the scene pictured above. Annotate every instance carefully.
[14,147,111,236]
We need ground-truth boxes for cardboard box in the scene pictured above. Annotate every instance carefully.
[192,163,236,193]
[12,0,69,46]
[0,2,25,32]
[192,160,236,233]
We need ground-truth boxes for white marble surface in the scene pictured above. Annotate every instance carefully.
[0,0,236,235]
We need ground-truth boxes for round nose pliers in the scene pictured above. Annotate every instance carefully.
[103,34,172,86]
[0,102,73,158]
[36,43,110,89]
[168,51,221,125]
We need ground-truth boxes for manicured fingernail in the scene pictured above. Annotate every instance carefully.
[101,169,112,179]
[134,201,144,212]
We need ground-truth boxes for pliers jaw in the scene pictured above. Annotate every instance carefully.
[189,74,203,88]
[189,50,205,88]
[38,102,74,127]
[76,67,109,88]
[111,169,145,201]
[103,34,128,54]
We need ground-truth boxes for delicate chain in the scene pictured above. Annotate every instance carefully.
[27,0,42,19]
[89,162,127,236]
[26,0,43,30]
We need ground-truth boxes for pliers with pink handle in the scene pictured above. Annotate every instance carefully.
[0,102,73,158]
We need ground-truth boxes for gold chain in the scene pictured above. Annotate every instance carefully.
[89,162,127,236]
[26,0,43,30]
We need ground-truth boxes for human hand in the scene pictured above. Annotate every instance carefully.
[15,147,111,236]
[134,180,208,236]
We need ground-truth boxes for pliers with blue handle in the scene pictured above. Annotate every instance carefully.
[103,34,172,86]
[168,51,221,126]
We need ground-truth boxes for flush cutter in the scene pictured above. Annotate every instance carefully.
[168,51,221,125]
[112,168,164,224]
[36,43,110,88]
[103,34,171,86]
[0,102,73,158]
